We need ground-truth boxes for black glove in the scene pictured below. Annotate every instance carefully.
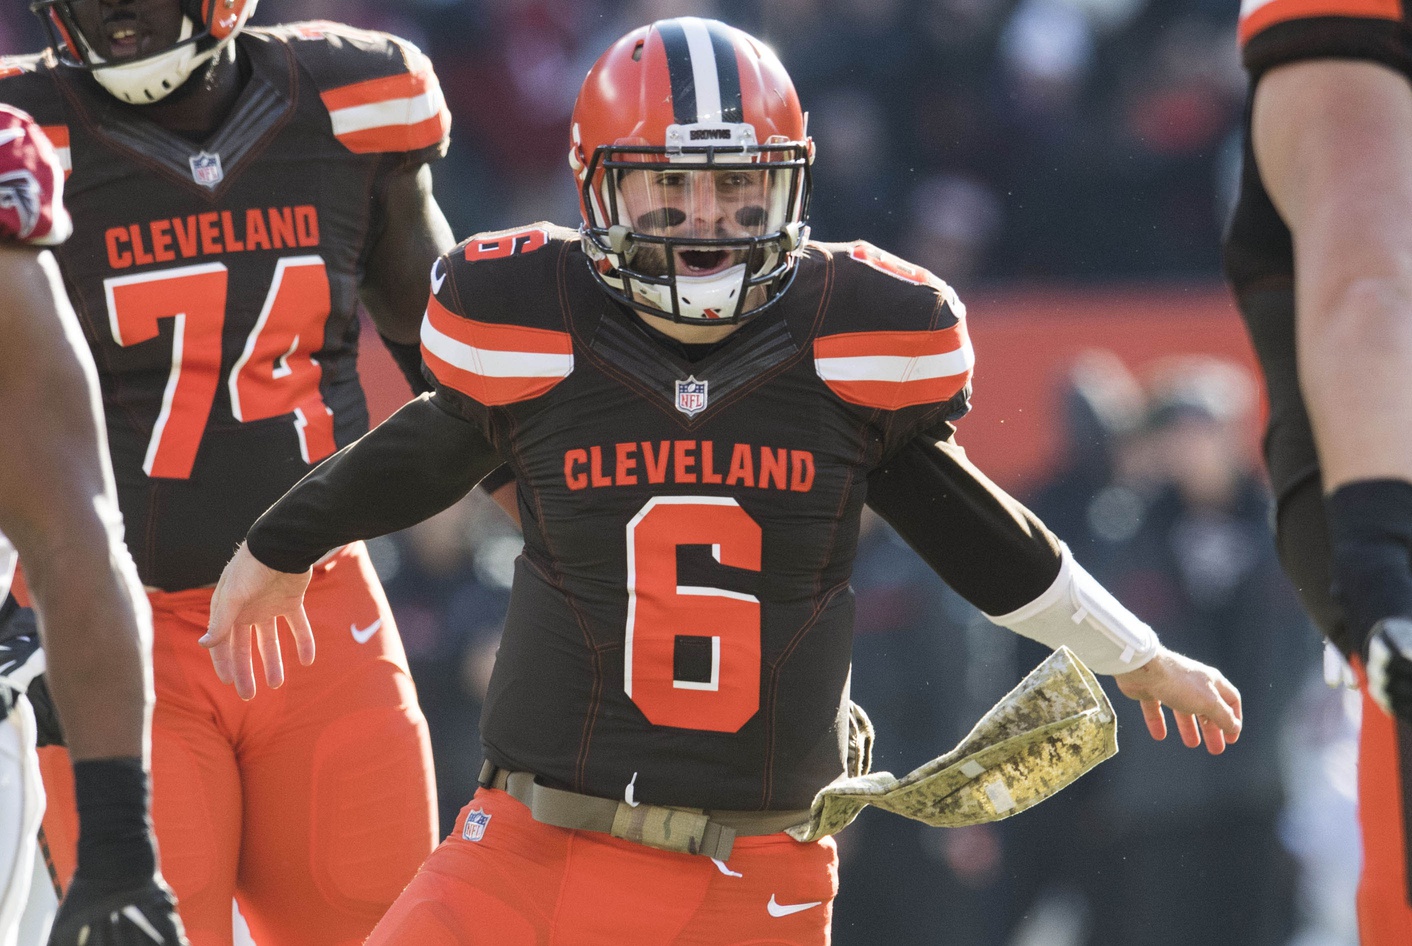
[48,877,189,946]
[1365,617,1412,724]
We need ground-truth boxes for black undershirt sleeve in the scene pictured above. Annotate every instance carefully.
[867,434,1062,616]
[246,394,504,573]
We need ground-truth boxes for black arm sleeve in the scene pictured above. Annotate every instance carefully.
[867,434,1062,615]
[379,333,435,396]
[246,394,503,572]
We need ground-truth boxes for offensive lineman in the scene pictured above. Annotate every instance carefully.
[0,1,466,942]
[0,105,186,946]
[206,18,1244,945]
[1225,2,1412,941]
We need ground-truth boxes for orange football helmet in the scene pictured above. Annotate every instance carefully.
[570,17,813,324]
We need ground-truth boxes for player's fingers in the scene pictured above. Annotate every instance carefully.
[1215,675,1244,738]
[229,623,257,701]
[208,632,235,685]
[288,607,316,667]
[1173,711,1202,749]
[1140,699,1168,742]
[1198,715,1228,755]
[255,620,285,689]
[200,592,234,649]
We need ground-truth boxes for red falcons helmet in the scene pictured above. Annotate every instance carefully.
[31,0,259,104]
[570,17,813,324]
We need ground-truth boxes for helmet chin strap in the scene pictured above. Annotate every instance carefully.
[87,17,215,105]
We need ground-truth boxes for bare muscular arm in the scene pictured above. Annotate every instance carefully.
[359,162,456,348]
[1253,59,1412,491]
[0,246,150,761]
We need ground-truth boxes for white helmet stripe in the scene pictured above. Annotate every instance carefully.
[679,18,722,123]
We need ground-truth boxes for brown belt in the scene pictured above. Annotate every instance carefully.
[479,762,810,861]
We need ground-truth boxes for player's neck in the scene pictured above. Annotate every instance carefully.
[135,45,245,142]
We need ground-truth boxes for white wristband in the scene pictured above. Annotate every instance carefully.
[983,544,1159,675]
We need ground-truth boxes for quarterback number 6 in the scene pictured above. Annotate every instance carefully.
[625,496,762,732]
[104,256,337,480]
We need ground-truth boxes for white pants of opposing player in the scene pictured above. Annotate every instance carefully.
[0,696,45,946]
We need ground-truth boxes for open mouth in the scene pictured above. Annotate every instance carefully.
[102,17,143,60]
[679,249,734,275]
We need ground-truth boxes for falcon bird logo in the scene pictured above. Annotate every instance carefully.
[0,169,42,239]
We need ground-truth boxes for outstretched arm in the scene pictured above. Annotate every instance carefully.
[868,434,1243,754]
[203,393,503,698]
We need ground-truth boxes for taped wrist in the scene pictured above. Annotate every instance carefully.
[983,544,1159,675]
[73,757,157,889]
[1325,479,1412,652]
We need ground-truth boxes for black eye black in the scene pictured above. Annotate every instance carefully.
[636,208,687,229]
[735,206,767,228]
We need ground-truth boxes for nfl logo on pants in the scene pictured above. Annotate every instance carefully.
[462,809,491,842]
[675,376,708,418]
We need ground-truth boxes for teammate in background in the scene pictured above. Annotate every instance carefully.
[0,1,478,942]
[205,19,1244,945]
[1225,3,1412,942]
[0,105,186,946]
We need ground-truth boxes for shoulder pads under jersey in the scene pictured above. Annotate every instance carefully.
[255,21,450,159]
[812,240,973,412]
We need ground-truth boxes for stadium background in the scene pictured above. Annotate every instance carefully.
[0,2,1355,945]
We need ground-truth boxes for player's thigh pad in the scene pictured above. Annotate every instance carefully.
[0,699,43,946]
[236,546,435,944]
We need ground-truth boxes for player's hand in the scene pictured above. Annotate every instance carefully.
[1365,617,1412,724]
[48,877,190,946]
[199,542,314,700]
[1113,646,1243,755]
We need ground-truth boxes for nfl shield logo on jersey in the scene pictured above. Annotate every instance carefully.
[462,808,491,842]
[188,151,224,189]
[675,376,709,418]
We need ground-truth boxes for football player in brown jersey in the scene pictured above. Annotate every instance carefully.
[206,18,1243,946]
[0,1,489,943]
[0,105,186,946]
[1225,1,1412,941]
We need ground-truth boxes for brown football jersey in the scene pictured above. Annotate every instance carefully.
[422,224,973,810]
[0,22,449,590]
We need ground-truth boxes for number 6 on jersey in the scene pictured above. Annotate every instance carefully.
[625,496,762,732]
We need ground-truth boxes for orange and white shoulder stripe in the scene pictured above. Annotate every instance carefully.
[1238,0,1401,47]
[40,124,71,178]
[420,294,573,406]
[814,322,974,411]
[320,61,449,154]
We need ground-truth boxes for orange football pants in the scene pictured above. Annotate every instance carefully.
[1354,660,1412,946]
[367,788,839,945]
[39,542,437,946]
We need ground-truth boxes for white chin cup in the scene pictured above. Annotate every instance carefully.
[634,263,747,322]
[90,17,212,105]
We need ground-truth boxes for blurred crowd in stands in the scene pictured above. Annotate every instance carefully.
[0,2,1355,944]
[0,0,1245,287]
